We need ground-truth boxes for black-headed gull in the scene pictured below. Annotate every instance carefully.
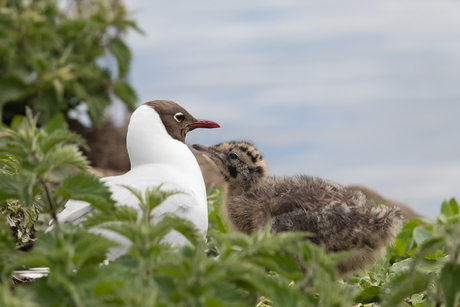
[53,100,220,259]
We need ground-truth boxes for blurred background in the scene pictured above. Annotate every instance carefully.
[2,0,459,218]
[120,0,460,218]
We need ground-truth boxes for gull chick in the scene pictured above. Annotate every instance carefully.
[192,140,403,274]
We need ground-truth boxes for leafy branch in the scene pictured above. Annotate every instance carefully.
[0,0,142,126]
[0,109,89,236]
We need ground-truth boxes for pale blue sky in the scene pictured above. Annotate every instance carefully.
[118,0,460,218]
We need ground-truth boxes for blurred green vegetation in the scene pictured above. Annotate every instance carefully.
[0,0,142,126]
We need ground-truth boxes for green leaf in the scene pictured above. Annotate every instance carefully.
[44,143,88,170]
[368,259,390,285]
[252,251,303,281]
[43,112,68,133]
[0,215,19,277]
[410,293,425,306]
[410,237,446,273]
[424,250,445,261]
[449,198,459,214]
[120,185,180,222]
[101,222,138,245]
[85,93,111,127]
[114,206,138,222]
[41,129,86,154]
[441,199,459,218]
[119,185,143,205]
[403,219,419,232]
[145,187,179,215]
[354,286,381,304]
[439,262,460,307]
[164,215,202,247]
[9,115,25,131]
[93,279,125,297]
[205,297,225,307]
[108,37,131,78]
[0,173,22,201]
[413,226,432,245]
[32,88,62,125]
[0,280,39,307]
[0,75,29,105]
[59,172,115,212]
[113,80,137,110]
[394,238,407,256]
[381,270,431,307]
[389,258,443,277]
[441,201,458,217]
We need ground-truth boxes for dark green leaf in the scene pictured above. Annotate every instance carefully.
[32,89,62,125]
[0,76,29,105]
[354,286,381,304]
[0,215,19,276]
[85,93,111,127]
[0,173,22,201]
[439,262,460,307]
[113,80,137,110]
[252,251,303,281]
[59,172,115,212]
[108,37,131,78]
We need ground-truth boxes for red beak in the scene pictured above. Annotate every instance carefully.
[188,119,220,130]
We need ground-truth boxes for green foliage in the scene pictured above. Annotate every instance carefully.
[350,198,460,307]
[0,109,111,240]
[207,184,228,234]
[1,108,460,306]
[0,0,142,126]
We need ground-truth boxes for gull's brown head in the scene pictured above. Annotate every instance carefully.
[145,100,220,143]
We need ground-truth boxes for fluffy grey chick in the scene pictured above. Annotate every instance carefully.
[192,140,403,274]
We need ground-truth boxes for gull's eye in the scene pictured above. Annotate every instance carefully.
[174,112,185,122]
[229,153,239,160]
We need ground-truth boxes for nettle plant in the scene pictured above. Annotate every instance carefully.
[1,110,460,307]
[0,0,142,126]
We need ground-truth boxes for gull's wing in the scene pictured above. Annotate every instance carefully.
[52,165,207,237]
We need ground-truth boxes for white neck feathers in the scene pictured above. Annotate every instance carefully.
[126,105,197,172]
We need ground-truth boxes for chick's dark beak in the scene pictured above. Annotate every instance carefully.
[191,144,211,154]
[191,144,219,160]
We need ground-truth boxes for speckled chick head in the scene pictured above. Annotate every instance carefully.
[192,141,268,187]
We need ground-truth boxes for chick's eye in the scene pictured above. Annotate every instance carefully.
[174,112,184,122]
[229,153,239,160]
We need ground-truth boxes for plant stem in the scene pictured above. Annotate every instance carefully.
[39,178,62,237]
